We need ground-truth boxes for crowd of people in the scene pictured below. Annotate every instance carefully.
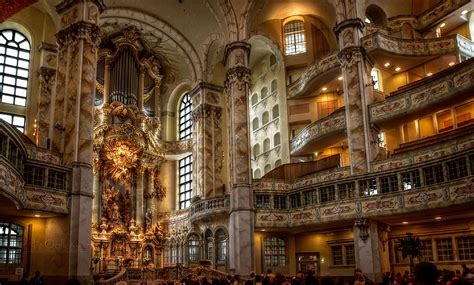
[180,263,474,285]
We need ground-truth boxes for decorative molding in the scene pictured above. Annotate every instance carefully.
[354,218,369,243]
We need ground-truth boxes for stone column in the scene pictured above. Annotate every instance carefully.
[190,83,224,199]
[92,166,100,225]
[224,41,254,275]
[37,43,57,148]
[334,0,375,174]
[353,219,391,283]
[51,0,105,283]
[136,166,145,226]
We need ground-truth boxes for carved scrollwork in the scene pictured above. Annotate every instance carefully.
[191,104,222,122]
[337,47,365,68]
[56,21,102,50]
[224,66,251,95]
[354,218,370,243]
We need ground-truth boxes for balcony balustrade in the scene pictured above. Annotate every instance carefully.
[189,196,230,222]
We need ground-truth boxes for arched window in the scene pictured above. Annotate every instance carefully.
[263,138,270,152]
[253,144,260,156]
[215,229,227,264]
[371,68,382,91]
[365,5,388,27]
[271,79,278,93]
[260,87,268,100]
[264,164,271,174]
[263,237,286,267]
[254,169,261,179]
[275,159,282,167]
[143,245,154,264]
[0,29,30,107]
[0,222,23,264]
[251,93,258,105]
[188,234,200,262]
[204,229,213,261]
[274,133,281,146]
[170,240,177,264]
[252,117,259,131]
[284,21,306,55]
[178,93,193,209]
[272,105,279,119]
[179,93,192,140]
[262,112,270,125]
[178,154,192,209]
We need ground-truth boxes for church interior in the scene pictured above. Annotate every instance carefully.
[0,0,474,284]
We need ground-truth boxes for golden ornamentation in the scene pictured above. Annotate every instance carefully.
[103,141,141,183]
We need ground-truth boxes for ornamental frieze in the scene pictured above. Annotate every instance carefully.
[337,46,364,69]
[191,104,222,122]
[363,198,398,213]
[56,21,102,49]
[224,66,251,94]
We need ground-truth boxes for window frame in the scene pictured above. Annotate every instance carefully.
[284,20,306,56]
[0,222,24,264]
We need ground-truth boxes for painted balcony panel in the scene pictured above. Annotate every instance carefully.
[362,33,474,58]
[388,0,470,31]
[370,57,474,128]
[290,108,346,155]
[287,52,340,99]
[255,150,474,228]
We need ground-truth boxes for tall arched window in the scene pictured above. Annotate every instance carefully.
[178,93,192,209]
[204,229,213,261]
[215,229,227,265]
[274,133,281,146]
[284,21,306,55]
[263,237,286,267]
[253,144,260,156]
[253,169,261,179]
[0,30,30,107]
[260,87,268,100]
[188,234,200,262]
[179,93,192,140]
[272,105,279,119]
[264,164,271,174]
[0,222,23,264]
[271,79,278,93]
[252,117,259,131]
[251,93,258,105]
[0,29,30,132]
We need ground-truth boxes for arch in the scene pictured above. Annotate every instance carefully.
[269,54,277,67]
[215,228,227,264]
[204,229,213,260]
[365,4,387,27]
[166,82,193,122]
[253,144,261,156]
[262,111,270,125]
[271,79,278,93]
[283,20,306,55]
[274,133,281,146]
[264,164,271,174]
[260,86,268,100]
[178,93,192,140]
[263,138,270,152]
[253,169,261,179]
[252,117,259,130]
[100,8,203,82]
[272,105,279,119]
[0,29,31,107]
[187,233,200,262]
[275,159,282,167]
[251,93,258,105]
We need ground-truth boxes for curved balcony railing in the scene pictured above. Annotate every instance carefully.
[388,0,470,31]
[254,149,474,228]
[290,108,346,155]
[370,57,474,126]
[362,32,474,58]
[189,196,230,222]
[287,52,340,98]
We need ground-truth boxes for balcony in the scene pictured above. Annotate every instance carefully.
[189,196,230,222]
[287,52,340,99]
[290,108,346,155]
[255,150,474,228]
[362,33,474,70]
[388,0,470,31]
[0,120,70,214]
[369,57,474,128]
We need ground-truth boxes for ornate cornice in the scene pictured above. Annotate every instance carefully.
[56,21,102,49]
[333,18,364,36]
[337,46,365,68]
[189,82,224,99]
[38,42,58,53]
[224,66,251,94]
[191,103,222,122]
[223,41,251,66]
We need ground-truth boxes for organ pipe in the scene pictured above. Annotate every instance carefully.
[109,48,139,106]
